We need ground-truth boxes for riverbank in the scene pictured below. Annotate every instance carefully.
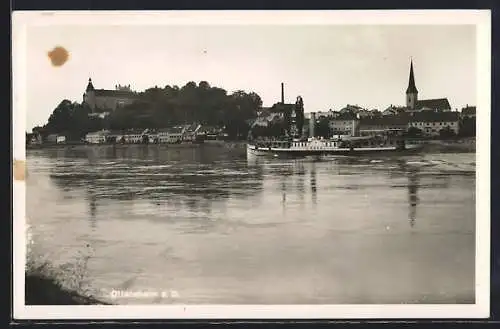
[26,140,247,151]
[25,273,111,305]
[423,138,476,153]
[26,138,474,153]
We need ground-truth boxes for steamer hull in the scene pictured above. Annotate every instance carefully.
[246,140,423,159]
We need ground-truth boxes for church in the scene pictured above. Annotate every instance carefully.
[82,78,139,113]
[405,60,451,112]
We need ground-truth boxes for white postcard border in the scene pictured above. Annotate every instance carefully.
[12,10,491,320]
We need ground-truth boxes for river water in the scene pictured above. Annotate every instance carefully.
[25,145,476,305]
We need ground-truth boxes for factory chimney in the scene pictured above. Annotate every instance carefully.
[281,83,285,104]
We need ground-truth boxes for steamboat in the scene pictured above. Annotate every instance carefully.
[247,83,423,159]
[247,134,423,158]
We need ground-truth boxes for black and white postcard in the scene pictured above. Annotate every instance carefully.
[12,10,491,320]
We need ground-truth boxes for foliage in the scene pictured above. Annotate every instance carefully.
[42,100,105,141]
[249,122,286,138]
[106,82,262,139]
[42,82,263,140]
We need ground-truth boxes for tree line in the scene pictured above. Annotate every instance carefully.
[34,81,263,140]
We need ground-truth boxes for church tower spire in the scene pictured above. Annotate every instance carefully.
[406,59,418,109]
[86,78,95,92]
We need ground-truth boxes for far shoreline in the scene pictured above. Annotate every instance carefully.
[26,137,475,153]
[26,140,247,150]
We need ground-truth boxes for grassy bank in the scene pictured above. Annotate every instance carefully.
[25,229,110,305]
[25,273,111,305]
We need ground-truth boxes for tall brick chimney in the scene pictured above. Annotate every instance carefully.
[281,83,284,104]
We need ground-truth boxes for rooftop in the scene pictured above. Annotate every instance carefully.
[415,98,451,110]
[462,106,476,115]
[330,112,357,120]
[409,110,459,123]
[384,105,407,112]
[94,89,140,98]
[360,115,410,126]
[158,127,184,134]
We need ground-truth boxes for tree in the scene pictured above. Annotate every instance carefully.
[42,81,264,141]
[44,100,103,141]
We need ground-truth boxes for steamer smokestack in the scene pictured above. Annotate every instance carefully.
[281,83,284,103]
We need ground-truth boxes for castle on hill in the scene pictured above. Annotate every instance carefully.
[82,78,139,113]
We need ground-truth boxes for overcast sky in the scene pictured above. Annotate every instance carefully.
[23,23,476,131]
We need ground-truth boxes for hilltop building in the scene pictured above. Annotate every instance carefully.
[405,60,451,112]
[83,78,139,113]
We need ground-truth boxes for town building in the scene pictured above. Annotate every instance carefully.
[315,109,338,119]
[197,125,227,140]
[408,111,460,136]
[107,130,125,143]
[405,60,452,112]
[157,127,184,143]
[46,134,59,144]
[382,104,408,116]
[358,115,409,136]
[253,110,281,127]
[328,112,358,136]
[356,109,373,118]
[83,78,140,113]
[332,105,375,118]
[26,132,42,145]
[339,104,364,114]
[253,84,304,137]
[461,105,476,118]
[85,130,110,144]
[121,129,147,143]
[181,123,202,142]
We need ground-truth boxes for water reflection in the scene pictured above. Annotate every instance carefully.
[310,163,317,205]
[407,167,420,228]
[297,165,305,206]
[281,178,286,209]
[86,187,98,229]
[36,144,247,163]
[47,147,264,221]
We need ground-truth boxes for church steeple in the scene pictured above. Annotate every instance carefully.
[86,78,95,92]
[406,60,418,94]
[406,59,418,109]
